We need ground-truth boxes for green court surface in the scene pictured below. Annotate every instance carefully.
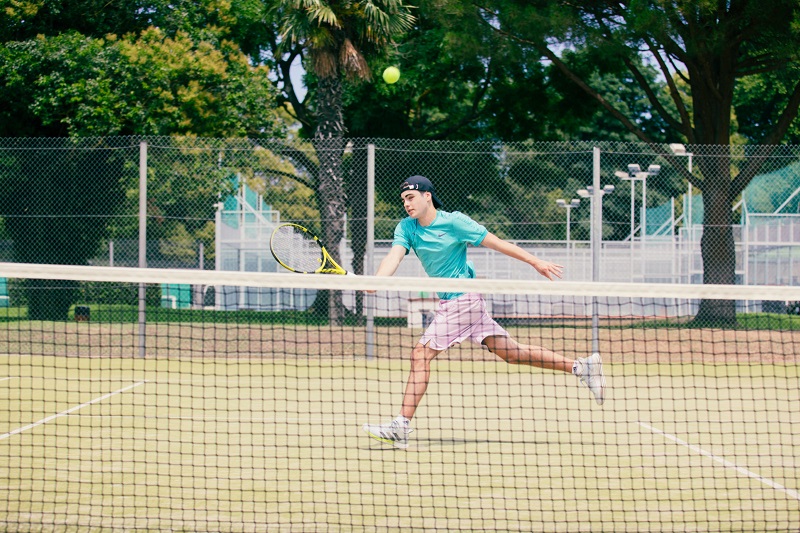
[1,355,798,532]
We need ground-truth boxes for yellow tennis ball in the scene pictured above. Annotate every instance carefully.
[382,66,400,84]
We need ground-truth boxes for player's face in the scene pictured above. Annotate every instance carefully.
[401,190,431,218]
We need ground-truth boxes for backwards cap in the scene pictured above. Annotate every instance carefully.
[400,175,443,209]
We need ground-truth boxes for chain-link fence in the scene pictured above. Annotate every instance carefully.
[1,137,799,313]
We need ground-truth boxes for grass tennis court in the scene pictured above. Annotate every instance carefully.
[1,349,798,532]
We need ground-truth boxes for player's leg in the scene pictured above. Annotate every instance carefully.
[400,342,441,420]
[364,295,470,449]
[362,342,441,449]
[483,335,606,405]
[482,335,573,372]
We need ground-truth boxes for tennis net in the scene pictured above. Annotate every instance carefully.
[0,262,799,532]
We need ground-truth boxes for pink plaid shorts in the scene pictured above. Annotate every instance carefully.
[419,292,509,351]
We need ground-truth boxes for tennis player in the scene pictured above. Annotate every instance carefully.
[362,175,606,449]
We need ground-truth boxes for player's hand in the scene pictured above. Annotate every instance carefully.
[532,259,564,281]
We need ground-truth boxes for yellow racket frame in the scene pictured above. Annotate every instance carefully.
[270,223,347,275]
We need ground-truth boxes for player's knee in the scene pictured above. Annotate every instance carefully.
[498,349,523,365]
[410,345,427,365]
[485,339,522,364]
[410,344,435,368]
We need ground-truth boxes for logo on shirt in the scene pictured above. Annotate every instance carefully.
[436,232,445,237]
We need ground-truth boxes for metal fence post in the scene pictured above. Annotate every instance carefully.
[138,141,147,358]
[366,144,376,359]
[215,201,223,310]
[591,146,600,355]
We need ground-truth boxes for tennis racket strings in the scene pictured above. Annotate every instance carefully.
[270,224,326,273]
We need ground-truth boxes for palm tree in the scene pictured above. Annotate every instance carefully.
[273,0,414,323]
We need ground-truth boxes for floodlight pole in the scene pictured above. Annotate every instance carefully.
[688,153,693,226]
[555,198,580,255]
[670,143,694,288]
[616,164,660,281]
[566,205,572,246]
[614,170,637,264]
[642,174,647,247]
[670,143,694,228]
[629,180,635,246]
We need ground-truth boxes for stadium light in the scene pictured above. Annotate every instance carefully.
[576,185,614,250]
[669,143,686,156]
[670,143,694,228]
[616,164,660,245]
[556,198,581,251]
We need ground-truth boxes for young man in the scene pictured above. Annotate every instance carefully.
[362,175,606,449]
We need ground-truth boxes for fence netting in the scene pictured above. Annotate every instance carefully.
[1,137,800,285]
[1,136,800,530]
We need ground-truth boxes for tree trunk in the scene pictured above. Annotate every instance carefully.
[312,77,348,325]
[346,139,369,319]
[25,279,77,321]
[693,153,738,327]
[688,55,739,326]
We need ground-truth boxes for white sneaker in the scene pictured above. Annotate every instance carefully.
[362,418,413,449]
[576,353,606,405]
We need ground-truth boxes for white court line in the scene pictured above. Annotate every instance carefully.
[0,377,16,383]
[0,380,148,441]
[637,421,800,501]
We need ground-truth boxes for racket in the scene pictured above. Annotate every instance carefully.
[270,223,348,275]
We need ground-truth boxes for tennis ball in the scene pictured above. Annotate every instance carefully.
[382,66,400,84]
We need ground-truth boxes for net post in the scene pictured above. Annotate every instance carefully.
[591,146,600,354]
[366,144,376,359]
[138,141,147,358]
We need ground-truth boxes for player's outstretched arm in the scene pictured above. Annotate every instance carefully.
[480,232,563,281]
[365,245,408,293]
[375,245,408,277]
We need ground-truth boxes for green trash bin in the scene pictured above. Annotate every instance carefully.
[160,283,192,309]
[0,278,8,308]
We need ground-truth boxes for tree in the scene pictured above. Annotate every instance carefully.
[0,3,285,319]
[735,70,800,145]
[263,0,415,323]
[1,0,242,42]
[476,0,800,325]
[0,138,128,320]
[343,1,554,141]
[341,3,674,238]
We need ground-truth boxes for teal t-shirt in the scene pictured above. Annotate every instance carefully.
[392,210,488,300]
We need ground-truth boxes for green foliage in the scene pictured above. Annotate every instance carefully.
[342,1,672,144]
[0,138,129,263]
[1,0,242,42]
[550,54,672,143]
[621,311,800,331]
[735,70,800,144]
[275,0,415,56]
[0,30,283,137]
[369,138,508,224]
[2,0,144,41]
[344,1,555,141]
